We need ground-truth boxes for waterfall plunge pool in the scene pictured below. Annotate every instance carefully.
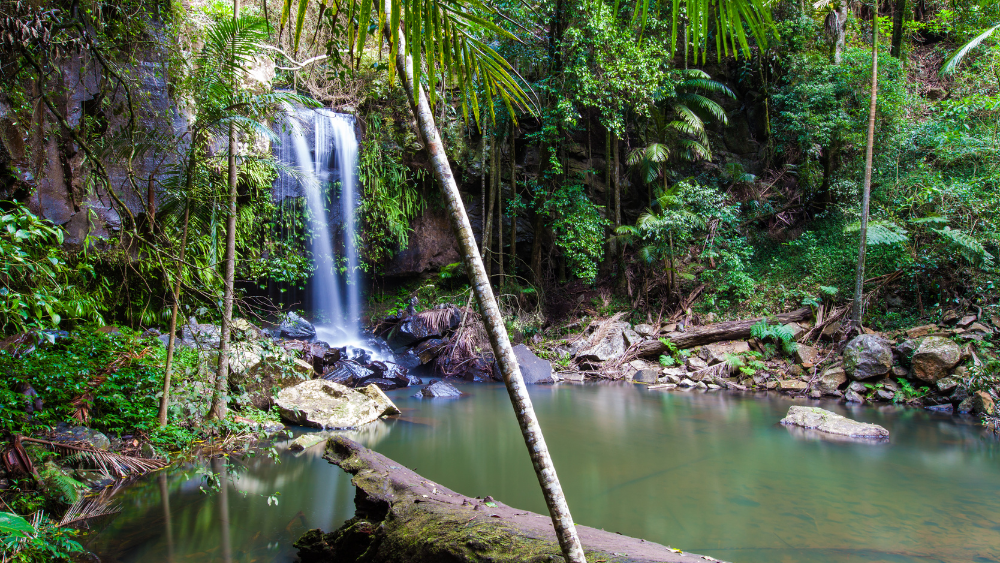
[86,383,1000,563]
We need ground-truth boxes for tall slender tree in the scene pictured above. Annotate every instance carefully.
[211,0,242,421]
[851,5,880,328]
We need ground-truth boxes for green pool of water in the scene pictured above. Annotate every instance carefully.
[87,383,1000,563]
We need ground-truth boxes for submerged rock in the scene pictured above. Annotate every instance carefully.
[288,432,330,451]
[413,379,463,398]
[780,406,889,440]
[843,334,893,380]
[276,380,400,429]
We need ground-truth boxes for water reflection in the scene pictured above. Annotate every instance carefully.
[89,384,1000,563]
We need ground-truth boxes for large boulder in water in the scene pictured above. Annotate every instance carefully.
[910,336,962,383]
[843,334,893,381]
[780,406,889,440]
[413,380,462,398]
[512,344,553,384]
[279,312,317,341]
[276,380,399,429]
[321,359,374,386]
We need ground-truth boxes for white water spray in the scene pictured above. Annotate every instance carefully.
[276,106,361,344]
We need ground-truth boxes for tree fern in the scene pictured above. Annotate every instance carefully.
[751,319,798,356]
[845,220,909,246]
[932,227,994,266]
[39,462,84,504]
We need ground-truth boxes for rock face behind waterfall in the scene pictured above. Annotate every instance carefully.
[276,380,399,428]
[780,406,889,440]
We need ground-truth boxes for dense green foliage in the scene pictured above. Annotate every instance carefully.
[0,330,172,436]
[0,203,104,333]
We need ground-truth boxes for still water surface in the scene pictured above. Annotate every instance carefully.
[88,383,1000,563]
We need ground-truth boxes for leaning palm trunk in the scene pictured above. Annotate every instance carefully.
[851,11,879,327]
[386,6,586,562]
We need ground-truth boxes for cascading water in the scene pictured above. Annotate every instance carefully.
[275,106,361,344]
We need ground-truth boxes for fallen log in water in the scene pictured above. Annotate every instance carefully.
[295,436,713,563]
[637,308,813,357]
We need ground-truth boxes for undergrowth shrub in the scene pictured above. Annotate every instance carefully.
[0,330,177,436]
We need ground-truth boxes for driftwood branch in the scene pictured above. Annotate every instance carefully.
[638,307,813,356]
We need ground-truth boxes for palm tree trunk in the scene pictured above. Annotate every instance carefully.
[387,9,586,562]
[211,0,241,421]
[509,123,517,278]
[481,132,488,256]
[851,10,879,327]
[483,133,495,277]
[612,132,621,257]
[158,200,190,427]
[495,136,504,284]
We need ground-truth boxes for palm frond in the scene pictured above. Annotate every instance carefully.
[932,227,994,265]
[19,437,169,480]
[677,93,729,124]
[941,23,1000,75]
[676,139,712,161]
[59,479,131,528]
[281,0,536,125]
[680,78,736,98]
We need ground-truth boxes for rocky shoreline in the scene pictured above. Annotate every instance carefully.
[164,304,997,432]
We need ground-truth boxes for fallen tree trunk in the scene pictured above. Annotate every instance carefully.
[638,308,813,357]
[295,436,706,563]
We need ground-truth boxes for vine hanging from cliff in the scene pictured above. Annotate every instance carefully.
[356,113,426,271]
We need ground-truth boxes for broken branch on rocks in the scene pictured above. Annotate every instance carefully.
[637,308,812,357]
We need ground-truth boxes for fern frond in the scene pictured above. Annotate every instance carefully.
[932,227,994,265]
[844,221,909,245]
[909,215,949,225]
[724,352,745,368]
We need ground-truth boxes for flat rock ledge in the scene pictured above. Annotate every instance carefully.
[780,406,889,440]
[295,436,715,563]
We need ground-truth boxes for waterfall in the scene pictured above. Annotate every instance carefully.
[275,106,361,344]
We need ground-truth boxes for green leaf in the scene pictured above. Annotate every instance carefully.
[941,23,1000,75]
[0,512,34,539]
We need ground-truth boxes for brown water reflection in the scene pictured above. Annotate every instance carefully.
[89,383,1000,563]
